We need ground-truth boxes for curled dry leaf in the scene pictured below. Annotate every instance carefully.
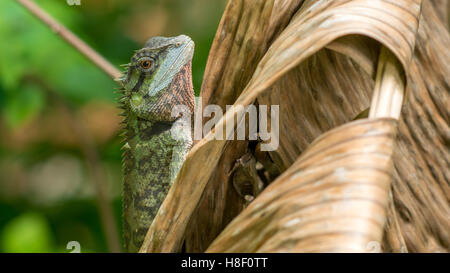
[208,118,398,252]
[141,0,449,253]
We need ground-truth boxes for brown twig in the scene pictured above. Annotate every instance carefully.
[17,0,123,252]
[22,74,122,253]
[17,0,122,80]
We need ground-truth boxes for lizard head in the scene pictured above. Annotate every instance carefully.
[121,35,195,122]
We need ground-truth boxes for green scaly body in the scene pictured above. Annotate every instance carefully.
[119,35,195,252]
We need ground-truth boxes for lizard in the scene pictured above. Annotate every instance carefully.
[118,35,195,252]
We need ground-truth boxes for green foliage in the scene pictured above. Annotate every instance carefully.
[0,0,226,253]
[3,84,45,128]
[1,212,53,253]
[0,0,117,128]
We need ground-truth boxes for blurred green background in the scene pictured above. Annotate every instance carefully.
[0,0,226,252]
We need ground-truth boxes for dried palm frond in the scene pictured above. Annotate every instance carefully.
[141,0,449,253]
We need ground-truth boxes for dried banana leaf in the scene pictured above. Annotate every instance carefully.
[141,0,449,253]
[208,118,398,252]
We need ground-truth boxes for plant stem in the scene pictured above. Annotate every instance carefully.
[17,0,121,80]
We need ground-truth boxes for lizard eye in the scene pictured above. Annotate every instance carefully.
[139,58,152,70]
